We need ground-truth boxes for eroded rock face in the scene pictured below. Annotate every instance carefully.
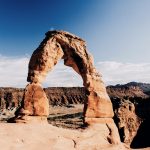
[23,83,49,116]
[114,100,142,144]
[108,83,150,148]
[0,88,24,110]
[27,30,114,119]
[13,83,49,123]
[14,30,120,145]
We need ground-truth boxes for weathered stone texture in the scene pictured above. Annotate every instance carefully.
[27,30,114,119]
[23,83,49,116]
[13,30,120,145]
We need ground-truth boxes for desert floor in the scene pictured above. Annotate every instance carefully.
[0,104,150,150]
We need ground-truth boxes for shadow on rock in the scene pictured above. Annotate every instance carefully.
[131,118,150,149]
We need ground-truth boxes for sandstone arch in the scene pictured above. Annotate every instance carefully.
[27,30,114,120]
[14,31,115,124]
[12,30,121,145]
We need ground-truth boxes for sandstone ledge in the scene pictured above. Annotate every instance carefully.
[0,123,126,150]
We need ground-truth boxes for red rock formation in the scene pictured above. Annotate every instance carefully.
[14,30,120,144]
[27,30,114,119]
[23,83,49,116]
[114,100,142,144]
[14,83,49,123]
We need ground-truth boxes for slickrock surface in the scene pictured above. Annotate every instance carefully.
[0,123,126,150]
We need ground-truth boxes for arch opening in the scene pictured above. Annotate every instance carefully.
[43,60,83,87]
[42,60,85,129]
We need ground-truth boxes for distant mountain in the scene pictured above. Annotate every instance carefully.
[113,81,150,92]
[126,82,150,94]
[107,82,150,98]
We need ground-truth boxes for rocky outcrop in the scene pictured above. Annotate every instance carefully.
[16,31,114,121]
[44,87,86,106]
[107,83,150,148]
[112,99,142,146]
[0,87,85,111]
[13,30,120,146]
[23,83,49,116]
[125,82,150,95]
[0,88,24,110]
[26,30,114,119]
[107,85,148,99]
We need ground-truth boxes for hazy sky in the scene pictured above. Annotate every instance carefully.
[0,0,150,87]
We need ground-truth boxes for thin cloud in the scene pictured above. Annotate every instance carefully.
[0,55,149,87]
[43,60,82,87]
[0,55,29,87]
[97,61,150,85]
